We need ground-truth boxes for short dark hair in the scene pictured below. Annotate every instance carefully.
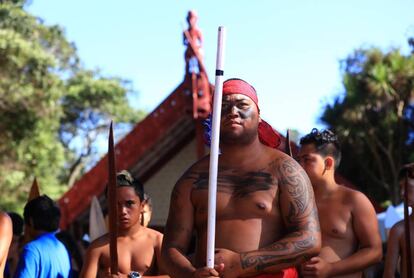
[300,128,342,169]
[399,163,414,181]
[7,212,24,236]
[23,195,61,232]
[106,170,144,201]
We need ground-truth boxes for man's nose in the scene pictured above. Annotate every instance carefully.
[226,105,238,117]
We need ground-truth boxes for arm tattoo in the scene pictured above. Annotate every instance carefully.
[239,157,320,272]
[241,253,313,271]
[274,158,312,224]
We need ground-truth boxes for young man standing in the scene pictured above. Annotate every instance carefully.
[298,129,382,277]
[80,170,169,278]
[162,79,321,278]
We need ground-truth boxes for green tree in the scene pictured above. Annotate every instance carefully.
[321,45,414,205]
[0,0,144,212]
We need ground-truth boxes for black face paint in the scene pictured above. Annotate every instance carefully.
[219,94,259,145]
[221,97,255,120]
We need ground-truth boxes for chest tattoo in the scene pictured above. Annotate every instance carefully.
[188,168,275,198]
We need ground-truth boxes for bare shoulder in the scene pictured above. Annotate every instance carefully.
[0,212,11,224]
[175,156,209,184]
[145,227,164,240]
[267,149,309,181]
[171,155,210,200]
[0,212,12,234]
[339,186,374,209]
[145,228,164,249]
[389,220,405,238]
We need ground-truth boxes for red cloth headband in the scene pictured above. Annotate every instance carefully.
[223,79,259,108]
[222,79,281,148]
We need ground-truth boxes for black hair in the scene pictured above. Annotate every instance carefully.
[23,195,61,232]
[7,212,24,236]
[106,170,145,201]
[300,128,342,169]
[399,163,414,181]
[55,230,84,271]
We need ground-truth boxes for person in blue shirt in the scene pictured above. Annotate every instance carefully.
[14,195,71,278]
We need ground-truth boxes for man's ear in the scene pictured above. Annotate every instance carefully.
[324,157,335,171]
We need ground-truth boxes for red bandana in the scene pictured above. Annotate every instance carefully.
[222,79,281,148]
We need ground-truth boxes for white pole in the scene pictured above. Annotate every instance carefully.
[206,26,226,268]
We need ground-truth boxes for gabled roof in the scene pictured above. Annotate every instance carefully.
[58,81,196,228]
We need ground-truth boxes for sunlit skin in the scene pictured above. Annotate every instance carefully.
[162,92,320,278]
[0,212,12,277]
[383,173,414,278]
[298,143,382,278]
[80,187,169,278]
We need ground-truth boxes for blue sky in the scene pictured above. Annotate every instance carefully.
[28,0,414,137]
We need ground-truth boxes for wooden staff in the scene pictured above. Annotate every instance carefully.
[24,177,41,243]
[107,122,118,274]
[403,168,412,278]
[206,26,226,268]
[285,129,293,157]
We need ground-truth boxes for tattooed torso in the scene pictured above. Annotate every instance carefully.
[164,146,320,274]
[184,154,289,266]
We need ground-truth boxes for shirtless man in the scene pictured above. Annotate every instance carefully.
[162,78,321,278]
[0,211,12,277]
[383,163,414,278]
[298,129,382,278]
[80,170,169,278]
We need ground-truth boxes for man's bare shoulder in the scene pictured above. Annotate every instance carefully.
[178,155,209,180]
[0,212,11,225]
[173,156,210,193]
[389,219,405,238]
[0,212,12,236]
[265,145,290,159]
[338,186,373,208]
[267,148,307,177]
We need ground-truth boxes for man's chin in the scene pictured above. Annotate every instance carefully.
[221,133,255,145]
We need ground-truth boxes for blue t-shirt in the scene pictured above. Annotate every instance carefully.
[14,232,71,278]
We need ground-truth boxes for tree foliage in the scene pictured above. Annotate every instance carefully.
[321,46,414,205]
[0,0,145,212]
